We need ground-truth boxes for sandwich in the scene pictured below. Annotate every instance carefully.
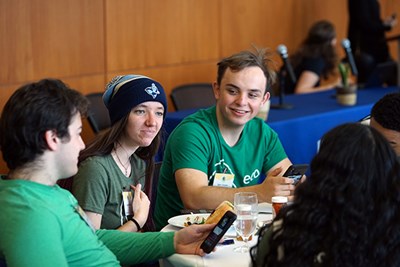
[205,200,235,224]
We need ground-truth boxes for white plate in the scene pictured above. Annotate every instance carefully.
[258,202,272,213]
[168,213,210,228]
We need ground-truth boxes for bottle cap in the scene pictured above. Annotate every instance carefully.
[271,196,288,204]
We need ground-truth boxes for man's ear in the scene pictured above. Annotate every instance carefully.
[212,82,220,100]
[44,130,58,151]
[261,92,270,105]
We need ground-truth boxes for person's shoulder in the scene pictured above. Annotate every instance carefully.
[79,154,114,169]
[175,107,217,133]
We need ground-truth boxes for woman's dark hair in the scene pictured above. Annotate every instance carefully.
[261,123,400,266]
[291,20,338,79]
[0,79,88,170]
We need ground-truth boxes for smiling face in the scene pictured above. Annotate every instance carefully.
[124,101,164,148]
[213,66,269,130]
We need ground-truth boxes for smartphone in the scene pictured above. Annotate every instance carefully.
[283,164,309,185]
[200,210,237,254]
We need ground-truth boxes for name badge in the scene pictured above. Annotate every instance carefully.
[122,191,133,217]
[213,173,234,187]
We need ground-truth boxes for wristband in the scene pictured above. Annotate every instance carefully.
[130,217,142,231]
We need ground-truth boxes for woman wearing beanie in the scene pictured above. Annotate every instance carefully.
[72,74,167,232]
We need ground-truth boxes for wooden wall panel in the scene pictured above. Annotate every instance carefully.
[106,0,219,71]
[1,0,400,174]
[0,0,105,84]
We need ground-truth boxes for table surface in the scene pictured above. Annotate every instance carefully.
[159,213,272,267]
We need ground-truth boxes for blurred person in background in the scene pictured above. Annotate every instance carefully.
[347,0,397,84]
[283,20,340,94]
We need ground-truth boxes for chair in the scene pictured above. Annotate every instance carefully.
[86,93,111,134]
[170,83,215,111]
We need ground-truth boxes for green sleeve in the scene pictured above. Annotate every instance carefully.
[262,123,288,173]
[255,225,273,267]
[96,229,175,265]
[2,209,68,267]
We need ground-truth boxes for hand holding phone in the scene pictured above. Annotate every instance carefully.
[283,164,308,185]
[200,210,237,253]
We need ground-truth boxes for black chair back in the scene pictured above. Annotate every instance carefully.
[86,93,111,134]
[170,83,215,110]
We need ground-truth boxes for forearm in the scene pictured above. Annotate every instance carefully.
[97,229,175,265]
[183,183,267,209]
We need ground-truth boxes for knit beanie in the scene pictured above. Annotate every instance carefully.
[103,75,167,125]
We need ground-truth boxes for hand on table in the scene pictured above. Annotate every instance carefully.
[174,223,216,256]
[260,168,296,202]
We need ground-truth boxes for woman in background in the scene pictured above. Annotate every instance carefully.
[72,74,167,232]
[284,20,339,94]
[253,123,400,266]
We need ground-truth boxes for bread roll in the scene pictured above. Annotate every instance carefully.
[205,201,234,224]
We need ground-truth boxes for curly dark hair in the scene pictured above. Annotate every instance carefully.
[290,20,338,79]
[0,79,88,170]
[217,47,277,94]
[261,123,400,267]
[371,92,400,132]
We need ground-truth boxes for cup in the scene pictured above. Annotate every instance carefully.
[272,196,288,219]
[256,99,271,121]
[336,85,357,106]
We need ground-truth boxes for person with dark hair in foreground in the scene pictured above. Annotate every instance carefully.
[0,79,214,266]
[253,123,400,266]
[370,92,400,158]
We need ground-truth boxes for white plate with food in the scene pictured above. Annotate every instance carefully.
[168,213,210,228]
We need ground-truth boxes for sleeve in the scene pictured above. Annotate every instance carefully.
[96,229,175,265]
[168,121,213,174]
[302,57,325,77]
[72,158,110,214]
[262,124,288,173]
[2,207,68,267]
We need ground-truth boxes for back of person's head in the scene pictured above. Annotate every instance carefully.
[216,47,276,94]
[262,123,400,267]
[371,92,400,132]
[0,79,88,170]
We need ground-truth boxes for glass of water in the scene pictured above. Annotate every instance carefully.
[233,192,258,253]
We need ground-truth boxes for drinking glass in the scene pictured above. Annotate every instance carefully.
[233,192,258,253]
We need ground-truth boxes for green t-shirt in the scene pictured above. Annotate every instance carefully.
[0,178,176,266]
[0,179,119,267]
[154,106,287,230]
[72,154,146,230]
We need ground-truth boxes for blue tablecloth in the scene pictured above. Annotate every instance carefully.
[159,86,399,165]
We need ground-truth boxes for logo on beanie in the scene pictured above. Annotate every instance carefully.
[145,83,161,99]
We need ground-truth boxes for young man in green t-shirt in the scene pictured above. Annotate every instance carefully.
[155,48,296,230]
[0,79,214,266]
